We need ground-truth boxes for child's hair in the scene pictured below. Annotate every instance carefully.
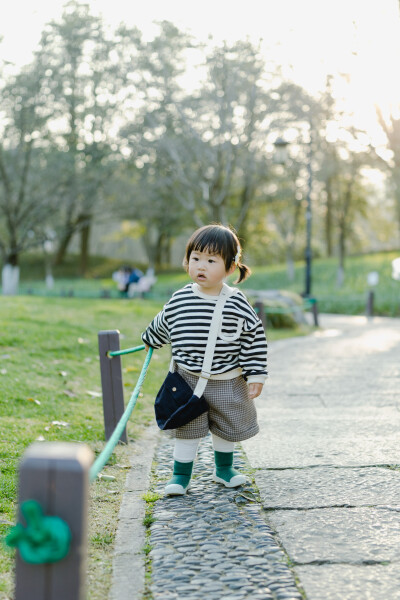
[183,224,251,284]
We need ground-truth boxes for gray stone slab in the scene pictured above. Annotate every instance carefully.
[298,377,400,395]
[243,406,400,468]
[255,467,400,509]
[295,563,400,600]
[264,392,399,410]
[318,392,400,408]
[269,507,400,563]
[265,376,400,396]
[110,423,160,600]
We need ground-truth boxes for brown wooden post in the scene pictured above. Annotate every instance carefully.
[98,330,127,443]
[15,442,93,600]
[311,299,319,327]
[366,290,374,318]
[254,301,267,331]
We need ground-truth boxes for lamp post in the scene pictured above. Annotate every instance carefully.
[274,130,313,297]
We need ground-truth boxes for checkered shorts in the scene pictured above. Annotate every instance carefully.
[174,366,259,442]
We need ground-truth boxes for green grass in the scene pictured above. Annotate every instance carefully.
[0,295,170,599]
[11,250,400,316]
[143,251,400,317]
[236,251,400,317]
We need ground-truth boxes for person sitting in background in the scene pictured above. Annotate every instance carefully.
[112,266,133,295]
[128,267,144,286]
[127,267,157,298]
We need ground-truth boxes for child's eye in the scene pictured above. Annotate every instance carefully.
[208,259,215,263]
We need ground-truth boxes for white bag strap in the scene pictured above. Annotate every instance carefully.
[168,284,237,397]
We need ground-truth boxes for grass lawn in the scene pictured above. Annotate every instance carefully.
[13,250,400,316]
[0,295,305,599]
[237,251,400,317]
[0,296,170,600]
[153,251,400,317]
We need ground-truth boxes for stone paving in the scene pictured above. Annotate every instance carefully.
[243,314,400,600]
[148,434,303,600]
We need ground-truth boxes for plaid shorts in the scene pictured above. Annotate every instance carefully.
[174,366,259,442]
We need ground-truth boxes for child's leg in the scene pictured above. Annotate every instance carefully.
[165,438,202,495]
[212,433,247,488]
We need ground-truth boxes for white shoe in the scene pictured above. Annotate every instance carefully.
[213,470,247,488]
[164,481,191,496]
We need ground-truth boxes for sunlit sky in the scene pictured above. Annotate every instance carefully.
[2,0,400,146]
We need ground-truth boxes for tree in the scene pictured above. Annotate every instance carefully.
[333,152,369,286]
[185,39,272,233]
[118,21,197,266]
[0,57,56,292]
[376,106,400,239]
[263,80,323,271]
[38,1,123,273]
[265,160,303,279]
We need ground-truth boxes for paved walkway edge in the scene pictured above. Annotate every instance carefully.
[109,423,160,600]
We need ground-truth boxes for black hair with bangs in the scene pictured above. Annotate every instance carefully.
[183,224,251,284]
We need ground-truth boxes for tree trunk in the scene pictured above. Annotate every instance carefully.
[336,181,352,288]
[141,228,157,269]
[79,215,91,276]
[154,231,171,269]
[210,200,224,224]
[325,177,334,257]
[54,227,75,266]
[336,234,345,287]
[394,173,400,240]
[236,180,253,244]
[286,254,295,281]
[6,250,18,267]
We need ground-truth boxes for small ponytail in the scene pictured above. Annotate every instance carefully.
[234,261,251,284]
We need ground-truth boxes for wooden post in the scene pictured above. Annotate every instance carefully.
[311,299,319,327]
[254,301,267,331]
[366,290,374,318]
[15,442,93,600]
[98,330,128,443]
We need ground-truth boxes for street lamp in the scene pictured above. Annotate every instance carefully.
[273,130,313,297]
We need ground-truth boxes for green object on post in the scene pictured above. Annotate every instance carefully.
[108,344,145,357]
[6,499,71,564]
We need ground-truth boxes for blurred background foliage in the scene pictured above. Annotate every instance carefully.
[0,1,399,294]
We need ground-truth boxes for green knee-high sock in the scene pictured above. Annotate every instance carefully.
[166,460,193,489]
[214,451,241,483]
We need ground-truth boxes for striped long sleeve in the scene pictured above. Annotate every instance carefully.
[142,283,267,381]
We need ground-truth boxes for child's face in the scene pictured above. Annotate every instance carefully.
[188,249,235,295]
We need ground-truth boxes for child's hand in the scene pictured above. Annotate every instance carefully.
[248,382,263,399]
[144,344,150,353]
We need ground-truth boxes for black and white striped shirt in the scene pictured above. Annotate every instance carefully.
[142,283,267,383]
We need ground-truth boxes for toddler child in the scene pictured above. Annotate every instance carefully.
[142,224,267,495]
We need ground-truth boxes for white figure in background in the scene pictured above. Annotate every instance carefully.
[127,268,157,297]
[2,263,20,295]
[392,257,400,281]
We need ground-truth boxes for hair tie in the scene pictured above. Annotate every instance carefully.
[234,248,241,265]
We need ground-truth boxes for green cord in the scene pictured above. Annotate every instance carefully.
[108,344,145,357]
[89,346,153,482]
